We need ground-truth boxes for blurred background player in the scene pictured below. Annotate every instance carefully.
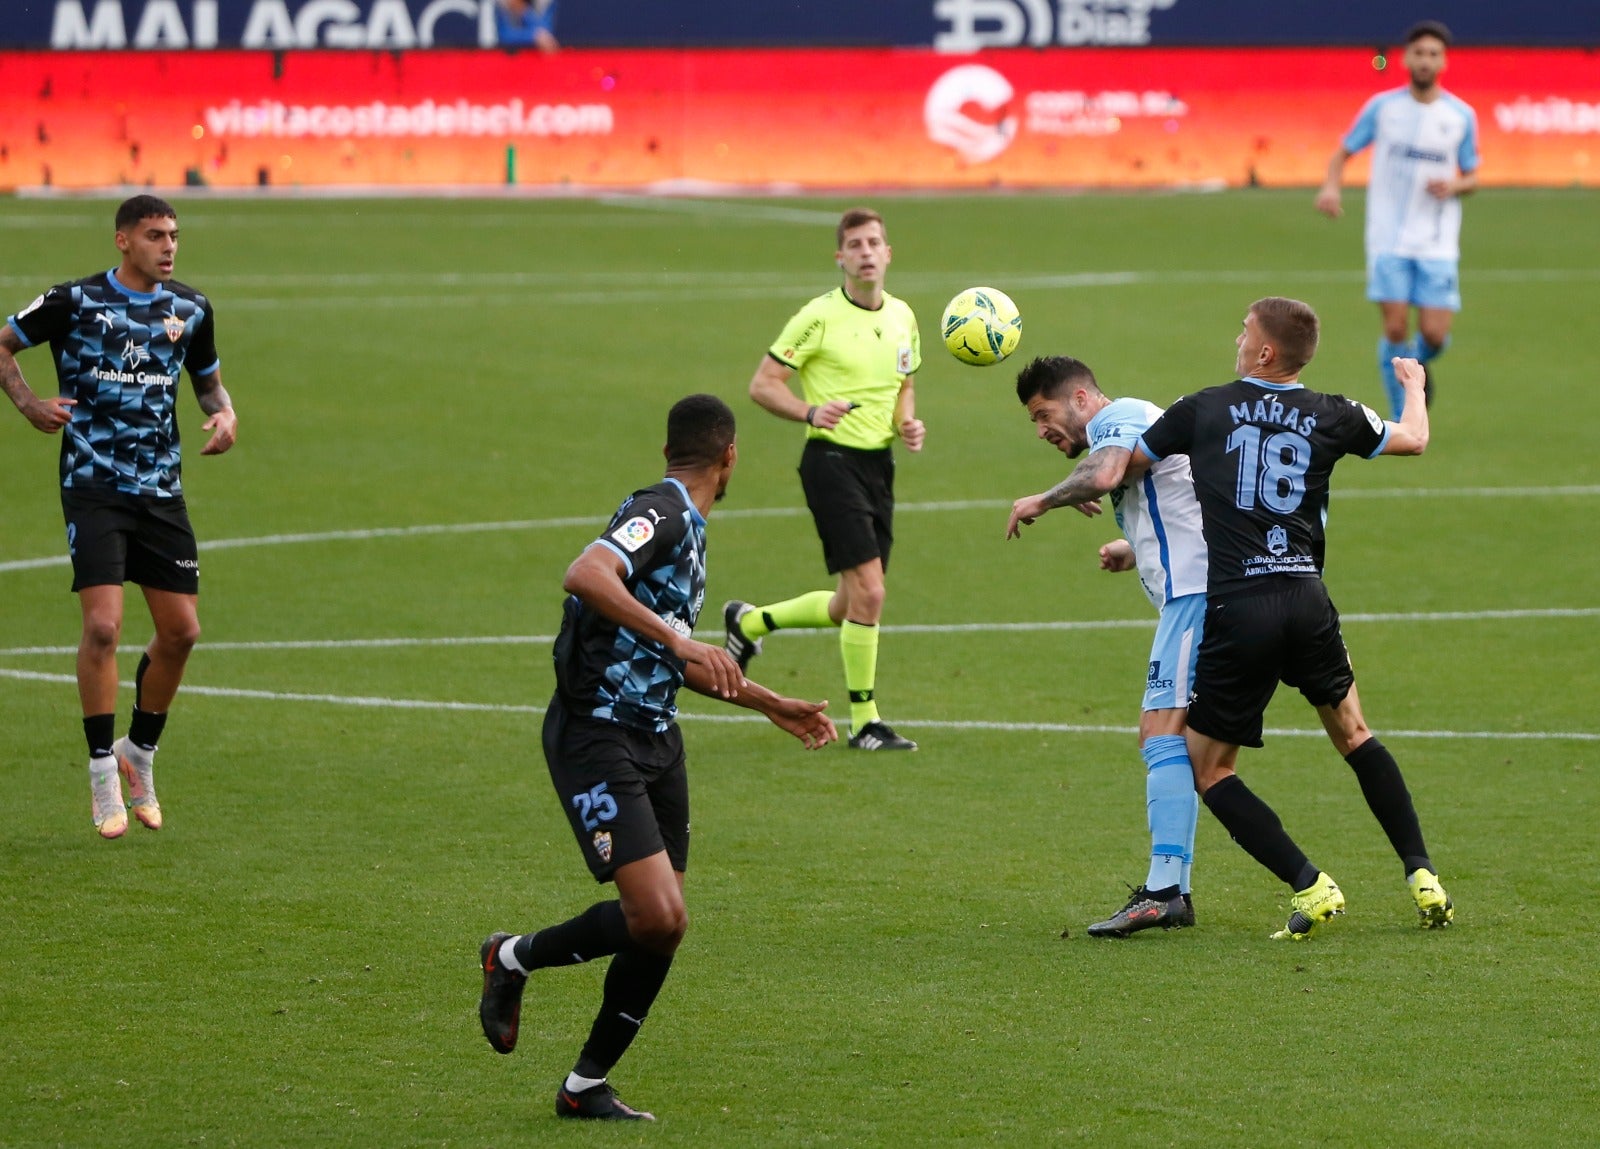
[724,208,925,751]
[1005,356,1206,937]
[0,194,237,839]
[493,0,559,51]
[1134,297,1452,940]
[478,395,835,1122]
[1315,19,1479,417]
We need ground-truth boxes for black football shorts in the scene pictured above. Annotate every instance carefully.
[798,438,895,574]
[542,694,689,882]
[60,486,200,594]
[1186,579,1355,749]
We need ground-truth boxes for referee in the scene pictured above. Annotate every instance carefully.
[723,208,924,751]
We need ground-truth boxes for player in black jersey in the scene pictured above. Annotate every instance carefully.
[477,395,836,1122]
[1,195,237,840]
[1135,297,1453,939]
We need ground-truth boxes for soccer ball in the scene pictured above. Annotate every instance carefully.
[942,286,1022,366]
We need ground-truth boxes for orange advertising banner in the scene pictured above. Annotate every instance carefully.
[1,47,1595,190]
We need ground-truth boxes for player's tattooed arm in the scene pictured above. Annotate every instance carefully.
[1007,445,1130,538]
[1036,444,1131,509]
[192,367,238,455]
[0,326,74,433]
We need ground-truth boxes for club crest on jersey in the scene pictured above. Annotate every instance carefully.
[1267,525,1289,556]
[610,516,655,552]
[163,315,186,343]
[592,831,613,863]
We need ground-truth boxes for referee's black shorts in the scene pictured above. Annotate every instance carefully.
[60,486,200,594]
[798,438,895,574]
[1186,579,1355,749]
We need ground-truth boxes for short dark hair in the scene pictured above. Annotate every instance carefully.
[666,394,736,468]
[1249,297,1320,373]
[1014,355,1101,405]
[1406,20,1452,47]
[836,207,884,249]
[115,195,177,231]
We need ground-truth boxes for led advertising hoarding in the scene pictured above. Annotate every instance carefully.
[0,48,1594,190]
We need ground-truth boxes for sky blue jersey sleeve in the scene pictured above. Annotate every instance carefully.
[1455,97,1482,173]
[1087,397,1153,453]
[1341,92,1386,154]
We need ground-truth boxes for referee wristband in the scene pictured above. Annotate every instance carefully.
[805,405,818,426]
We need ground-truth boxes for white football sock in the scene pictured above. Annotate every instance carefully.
[497,935,528,974]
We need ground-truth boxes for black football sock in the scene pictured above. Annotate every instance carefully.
[128,707,168,752]
[1202,774,1319,890]
[134,652,152,710]
[1345,738,1432,875]
[513,900,631,971]
[573,946,674,1080]
[83,713,116,759]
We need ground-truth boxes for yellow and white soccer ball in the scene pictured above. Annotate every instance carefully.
[942,286,1022,366]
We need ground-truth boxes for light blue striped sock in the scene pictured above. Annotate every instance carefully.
[1143,734,1196,893]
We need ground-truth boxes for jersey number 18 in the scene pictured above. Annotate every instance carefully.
[1226,426,1311,513]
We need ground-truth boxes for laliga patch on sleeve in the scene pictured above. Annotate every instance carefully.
[897,346,914,374]
[1360,403,1384,434]
[610,516,655,552]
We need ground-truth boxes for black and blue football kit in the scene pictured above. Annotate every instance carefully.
[1140,377,1389,747]
[6,268,220,592]
[546,478,708,880]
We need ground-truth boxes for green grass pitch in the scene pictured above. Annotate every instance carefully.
[0,189,1596,1147]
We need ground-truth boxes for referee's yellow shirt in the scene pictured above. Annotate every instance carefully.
[768,288,921,451]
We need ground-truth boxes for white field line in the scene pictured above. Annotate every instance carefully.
[1,607,1597,658]
[4,488,1598,575]
[0,665,1593,742]
[4,267,1596,292]
[5,268,1595,310]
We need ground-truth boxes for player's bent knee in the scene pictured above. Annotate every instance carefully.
[157,620,201,653]
[625,902,687,954]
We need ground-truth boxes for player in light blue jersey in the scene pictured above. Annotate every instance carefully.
[1316,20,1479,418]
[1005,356,1208,938]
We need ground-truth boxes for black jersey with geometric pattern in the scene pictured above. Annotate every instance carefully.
[6,268,219,498]
[1139,377,1388,600]
[552,478,708,733]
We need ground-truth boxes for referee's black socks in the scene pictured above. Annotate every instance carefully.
[1344,738,1433,876]
[1202,774,1320,891]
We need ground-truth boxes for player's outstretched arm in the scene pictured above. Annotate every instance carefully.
[685,663,837,749]
[1005,445,1131,538]
[0,326,74,433]
[1380,358,1430,456]
[192,367,238,455]
[563,544,745,699]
